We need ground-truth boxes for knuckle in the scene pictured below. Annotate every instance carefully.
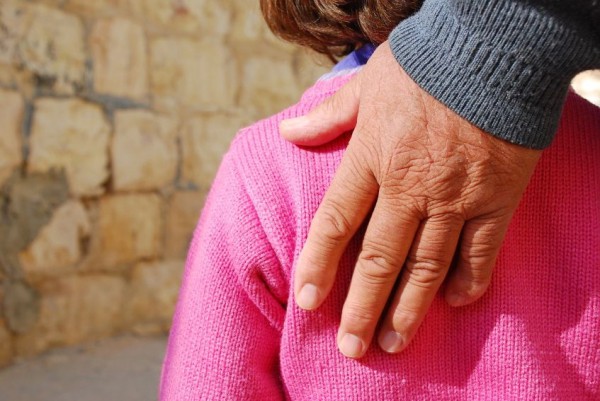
[356,245,400,285]
[343,303,380,328]
[313,200,353,244]
[403,255,446,288]
[346,136,380,180]
[460,250,495,271]
[462,225,500,249]
[344,150,367,179]
[460,240,500,271]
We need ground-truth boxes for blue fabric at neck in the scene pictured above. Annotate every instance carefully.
[332,44,376,72]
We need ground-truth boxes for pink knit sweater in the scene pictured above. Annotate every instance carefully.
[160,71,600,400]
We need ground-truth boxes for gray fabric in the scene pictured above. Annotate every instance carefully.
[389,0,600,149]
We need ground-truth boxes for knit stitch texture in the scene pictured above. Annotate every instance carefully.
[160,70,600,400]
[390,0,600,149]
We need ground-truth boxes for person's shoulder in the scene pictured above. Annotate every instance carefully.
[226,73,355,178]
[219,74,355,268]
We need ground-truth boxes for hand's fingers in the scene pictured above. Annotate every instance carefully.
[336,199,420,358]
[279,75,361,146]
[377,215,463,354]
[444,215,510,307]
[295,143,378,311]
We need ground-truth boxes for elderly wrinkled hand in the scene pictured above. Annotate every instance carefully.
[280,43,541,358]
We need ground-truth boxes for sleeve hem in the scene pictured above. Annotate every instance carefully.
[389,0,600,149]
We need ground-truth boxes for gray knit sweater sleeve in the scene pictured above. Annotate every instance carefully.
[389,0,600,149]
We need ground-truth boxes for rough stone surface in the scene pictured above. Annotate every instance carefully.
[240,57,301,117]
[64,0,126,15]
[28,98,111,197]
[19,201,91,283]
[150,38,236,111]
[0,319,12,368]
[128,0,231,36]
[90,18,148,100]
[112,110,178,191]
[0,89,24,188]
[126,260,184,334]
[90,194,162,269]
[0,171,70,278]
[229,2,264,44]
[0,64,35,99]
[181,113,245,187]
[14,275,126,358]
[165,191,205,258]
[0,0,22,64]
[3,281,40,335]
[0,2,85,94]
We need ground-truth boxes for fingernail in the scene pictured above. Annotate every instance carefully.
[339,334,365,358]
[297,284,320,310]
[379,331,404,353]
[280,117,307,132]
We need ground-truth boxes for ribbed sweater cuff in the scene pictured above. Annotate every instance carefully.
[389,0,600,149]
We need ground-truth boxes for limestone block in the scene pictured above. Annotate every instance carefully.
[0,0,27,64]
[0,2,85,94]
[0,274,10,367]
[0,319,12,368]
[165,191,205,258]
[150,38,236,111]
[0,64,35,99]
[19,201,91,283]
[14,275,126,357]
[0,89,23,188]
[128,0,230,36]
[94,194,162,269]
[0,171,69,262]
[2,281,40,335]
[0,8,14,63]
[90,18,149,101]
[125,260,184,334]
[228,0,266,44]
[112,110,178,191]
[28,98,111,197]
[181,113,246,187]
[64,0,125,14]
[228,0,294,52]
[240,57,301,117]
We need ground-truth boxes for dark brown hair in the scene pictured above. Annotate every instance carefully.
[260,0,422,60]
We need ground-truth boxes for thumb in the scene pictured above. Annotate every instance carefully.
[280,74,361,146]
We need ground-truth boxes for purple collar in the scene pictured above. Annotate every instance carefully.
[332,44,376,72]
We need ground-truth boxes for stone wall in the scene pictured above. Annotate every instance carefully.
[1,0,599,369]
[0,0,329,367]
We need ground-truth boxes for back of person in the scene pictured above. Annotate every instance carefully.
[160,63,600,400]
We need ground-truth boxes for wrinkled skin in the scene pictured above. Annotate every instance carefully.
[280,43,541,358]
